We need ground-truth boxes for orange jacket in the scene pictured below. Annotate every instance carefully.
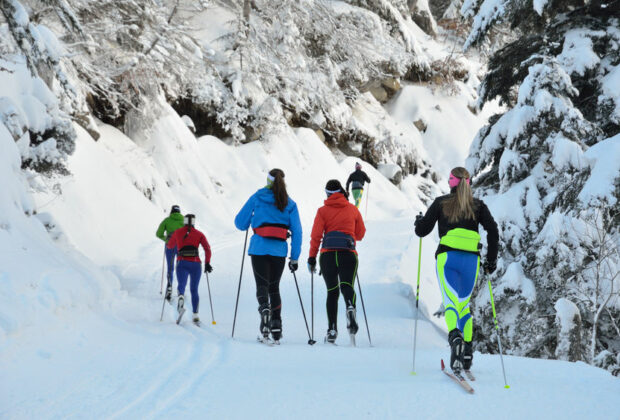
[309,192,366,258]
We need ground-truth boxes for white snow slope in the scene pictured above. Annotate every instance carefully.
[1,104,618,420]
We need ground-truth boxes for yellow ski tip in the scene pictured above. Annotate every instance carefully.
[212,321,217,325]
[504,385,510,389]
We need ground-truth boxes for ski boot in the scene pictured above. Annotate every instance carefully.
[346,305,359,335]
[192,312,200,324]
[270,318,282,342]
[259,304,271,339]
[463,341,473,370]
[325,328,338,344]
[165,283,172,302]
[448,329,465,373]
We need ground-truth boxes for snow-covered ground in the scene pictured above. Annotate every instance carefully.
[1,107,619,419]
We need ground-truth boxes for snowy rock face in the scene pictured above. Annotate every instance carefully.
[464,1,620,373]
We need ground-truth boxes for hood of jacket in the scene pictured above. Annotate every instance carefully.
[324,192,349,208]
[255,187,277,205]
[169,212,184,223]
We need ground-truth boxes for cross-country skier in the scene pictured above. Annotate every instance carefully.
[346,162,371,208]
[156,204,185,301]
[167,214,213,324]
[307,179,366,344]
[414,167,499,373]
[234,169,302,342]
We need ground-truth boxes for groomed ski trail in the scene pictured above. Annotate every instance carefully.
[1,218,619,419]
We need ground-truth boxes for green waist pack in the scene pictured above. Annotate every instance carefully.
[439,228,481,252]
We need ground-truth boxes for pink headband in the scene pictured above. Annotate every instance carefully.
[449,173,470,188]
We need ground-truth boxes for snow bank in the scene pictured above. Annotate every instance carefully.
[0,121,119,339]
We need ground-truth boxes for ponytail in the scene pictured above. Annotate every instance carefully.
[269,168,289,212]
[442,167,476,223]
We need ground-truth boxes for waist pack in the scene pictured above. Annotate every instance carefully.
[351,181,364,190]
[253,223,290,241]
[322,231,356,250]
[178,245,199,257]
[439,228,481,252]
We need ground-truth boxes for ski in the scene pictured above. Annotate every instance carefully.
[350,333,356,347]
[176,308,186,325]
[441,359,474,394]
[193,320,202,327]
[464,370,476,381]
[257,335,276,346]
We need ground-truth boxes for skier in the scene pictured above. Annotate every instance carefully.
[156,204,185,301]
[307,179,366,344]
[166,213,213,324]
[414,167,499,373]
[234,169,302,342]
[346,162,371,208]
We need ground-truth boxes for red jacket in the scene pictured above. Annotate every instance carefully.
[309,193,366,258]
[167,226,212,263]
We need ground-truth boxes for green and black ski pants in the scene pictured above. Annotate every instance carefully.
[251,255,286,320]
[319,250,358,331]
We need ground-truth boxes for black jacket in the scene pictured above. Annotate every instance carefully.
[346,170,371,191]
[415,192,499,262]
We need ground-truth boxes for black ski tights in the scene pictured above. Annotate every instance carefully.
[251,255,286,320]
[319,251,358,330]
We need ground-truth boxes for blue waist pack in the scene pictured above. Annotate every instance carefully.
[322,231,355,250]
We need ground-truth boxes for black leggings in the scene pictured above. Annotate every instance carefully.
[319,251,358,331]
[251,255,286,320]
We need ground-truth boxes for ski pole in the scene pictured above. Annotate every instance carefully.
[365,184,370,219]
[411,237,422,374]
[231,230,249,338]
[355,273,372,346]
[292,272,316,345]
[160,245,166,294]
[311,271,314,342]
[488,276,510,389]
[206,272,216,325]
[159,287,167,322]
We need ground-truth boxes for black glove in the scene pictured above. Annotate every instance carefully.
[307,257,317,274]
[433,303,445,318]
[414,212,423,227]
[289,259,298,272]
[204,262,213,273]
[483,259,496,274]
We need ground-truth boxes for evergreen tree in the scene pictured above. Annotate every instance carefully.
[465,0,620,373]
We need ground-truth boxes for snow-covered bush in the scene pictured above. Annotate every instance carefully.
[0,0,81,172]
[465,0,620,366]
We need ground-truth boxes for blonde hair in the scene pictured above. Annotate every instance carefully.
[442,167,476,223]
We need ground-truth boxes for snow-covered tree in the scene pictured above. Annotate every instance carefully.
[465,0,620,373]
[0,0,81,173]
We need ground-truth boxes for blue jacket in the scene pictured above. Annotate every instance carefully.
[234,188,302,260]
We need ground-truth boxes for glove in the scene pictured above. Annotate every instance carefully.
[307,257,317,274]
[483,259,496,274]
[204,262,213,273]
[433,303,445,318]
[414,212,423,227]
[288,259,298,272]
